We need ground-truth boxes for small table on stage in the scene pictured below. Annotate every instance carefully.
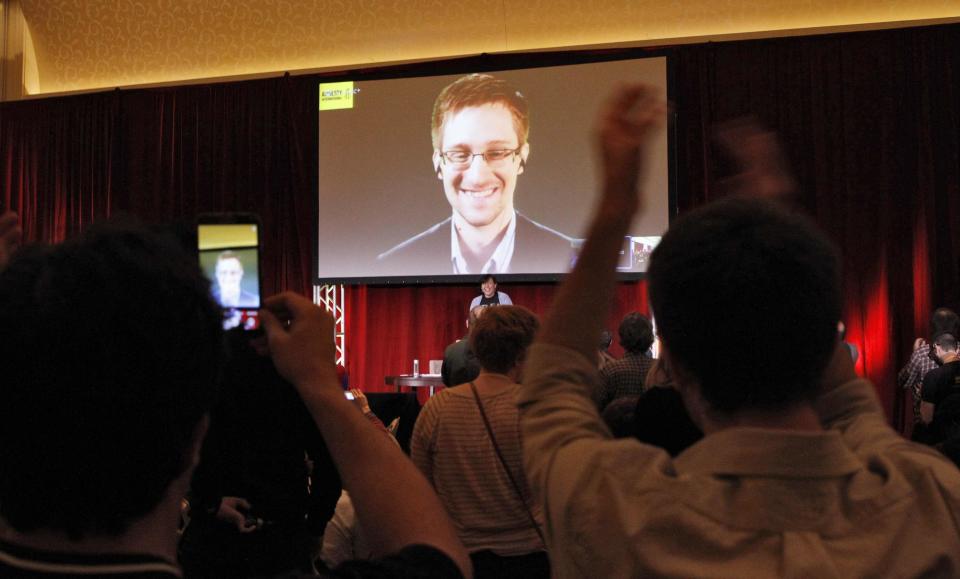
[385,374,444,397]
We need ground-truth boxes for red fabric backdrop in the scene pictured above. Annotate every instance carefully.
[3,25,959,431]
[343,282,650,393]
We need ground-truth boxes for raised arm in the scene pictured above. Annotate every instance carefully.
[261,293,471,578]
[538,85,666,358]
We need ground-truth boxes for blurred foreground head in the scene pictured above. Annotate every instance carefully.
[648,196,841,414]
[0,221,224,538]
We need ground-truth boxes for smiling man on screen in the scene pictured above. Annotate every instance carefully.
[377,73,573,275]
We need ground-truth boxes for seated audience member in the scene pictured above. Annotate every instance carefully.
[597,330,616,369]
[441,305,484,387]
[596,312,655,409]
[469,274,512,310]
[0,223,470,579]
[412,306,548,579]
[518,85,960,577]
[898,307,960,424]
[178,329,341,578]
[319,401,399,570]
[919,333,960,440]
[319,491,371,569]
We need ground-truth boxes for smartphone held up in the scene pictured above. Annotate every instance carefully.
[197,213,263,331]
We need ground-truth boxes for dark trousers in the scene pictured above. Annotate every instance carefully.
[470,550,550,579]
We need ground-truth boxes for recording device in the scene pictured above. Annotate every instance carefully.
[344,391,355,400]
[197,213,263,330]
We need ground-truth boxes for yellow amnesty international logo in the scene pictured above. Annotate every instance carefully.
[319,82,358,110]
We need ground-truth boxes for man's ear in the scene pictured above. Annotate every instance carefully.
[433,150,443,179]
[660,345,708,431]
[518,143,530,174]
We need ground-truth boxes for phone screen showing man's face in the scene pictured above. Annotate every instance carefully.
[198,223,261,330]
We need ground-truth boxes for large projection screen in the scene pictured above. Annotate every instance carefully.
[317,55,670,284]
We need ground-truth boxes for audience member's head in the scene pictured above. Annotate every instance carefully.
[648,196,841,415]
[632,387,704,456]
[599,330,614,352]
[0,222,224,539]
[601,396,641,439]
[934,333,959,362]
[931,308,960,341]
[618,312,654,355]
[602,388,704,456]
[470,305,539,374]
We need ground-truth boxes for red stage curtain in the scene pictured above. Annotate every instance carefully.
[344,282,650,394]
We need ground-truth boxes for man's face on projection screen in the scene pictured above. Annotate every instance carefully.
[433,104,530,235]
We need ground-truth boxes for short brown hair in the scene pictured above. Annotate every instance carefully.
[431,73,530,150]
[470,305,539,374]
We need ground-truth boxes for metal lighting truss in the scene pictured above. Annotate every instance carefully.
[314,284,345,366]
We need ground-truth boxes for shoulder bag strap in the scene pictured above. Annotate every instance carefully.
[469,381,546,545]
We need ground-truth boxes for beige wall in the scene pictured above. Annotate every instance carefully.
[15,0,960,95]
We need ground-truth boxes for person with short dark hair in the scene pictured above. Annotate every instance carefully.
[920,333,960,440]
[412,306,548,579]
[0,223,471,579]
[518,85,960,577]
[596,312,655,409]
[441,305,485,387]
[900,307,960,424]
[469,274,512,310]
[378,73,573,274]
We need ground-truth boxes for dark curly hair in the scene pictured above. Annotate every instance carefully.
[619,312,654,354]
[470,305,539,374]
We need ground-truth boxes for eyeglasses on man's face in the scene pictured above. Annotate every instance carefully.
[439,147,522,168]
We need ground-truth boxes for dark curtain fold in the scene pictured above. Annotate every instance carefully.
[673,25,960,430]
[2,24,959,429]
[0,91,118,242]
[114,74,318,296]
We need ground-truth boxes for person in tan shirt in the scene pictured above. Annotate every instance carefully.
[412,305,548,579]
[518,85,960,578]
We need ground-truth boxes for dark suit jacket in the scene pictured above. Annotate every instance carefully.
[377,212,574,275]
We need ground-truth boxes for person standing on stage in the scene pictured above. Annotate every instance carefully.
[470,274,512,311]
